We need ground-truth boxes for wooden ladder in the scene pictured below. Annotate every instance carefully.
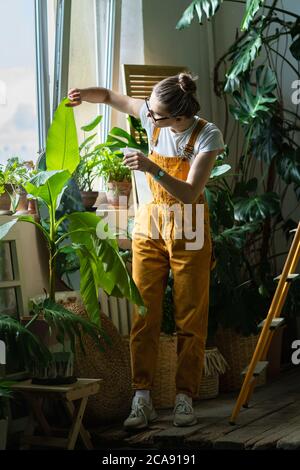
[230,222,300,424]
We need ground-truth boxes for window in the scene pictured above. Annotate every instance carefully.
[0,0,39,163]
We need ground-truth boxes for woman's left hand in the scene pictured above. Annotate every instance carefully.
[123,150,153,172]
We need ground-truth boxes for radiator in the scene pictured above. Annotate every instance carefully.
[99,289,134,336]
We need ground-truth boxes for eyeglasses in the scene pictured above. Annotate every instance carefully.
[145,97,172,122]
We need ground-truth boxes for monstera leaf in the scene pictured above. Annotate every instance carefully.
[234,192,281,223]
[241,0,265,31]
[276,146,300,186]
[225,29,262,93]
[176,0,222,30]
[230,66,277,125]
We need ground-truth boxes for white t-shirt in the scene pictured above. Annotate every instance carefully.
[139,101,225,164]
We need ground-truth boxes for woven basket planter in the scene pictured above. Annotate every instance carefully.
[198,347,228,400]
[215,328,267,392]
[124,336,228,408]
[63,298,133,426]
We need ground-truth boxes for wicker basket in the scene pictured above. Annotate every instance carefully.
[151,334,177,409]
[63,298,133,425]
[124,337,227,408]
[215,328,267,392]
[199,374,219,400]
[198,347,228,400]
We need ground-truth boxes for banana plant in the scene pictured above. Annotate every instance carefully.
[0,98,146,330]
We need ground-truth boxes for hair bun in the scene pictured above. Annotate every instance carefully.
[178,72,197,94]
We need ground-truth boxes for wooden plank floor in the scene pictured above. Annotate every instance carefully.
[92,367,300,450]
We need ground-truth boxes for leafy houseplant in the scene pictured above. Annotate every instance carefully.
[97,147,132,207]
[0,98,146,383]
[0,158,34,215]
[177,0,300,339]
[73,115,104,211]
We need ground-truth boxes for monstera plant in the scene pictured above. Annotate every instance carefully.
[0,99,146,378]
[177,0,300,335]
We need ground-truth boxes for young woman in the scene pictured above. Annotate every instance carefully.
[67,72,224,429]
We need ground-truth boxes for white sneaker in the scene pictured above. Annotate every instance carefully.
[123,396,158,430]
[173,394,197,427]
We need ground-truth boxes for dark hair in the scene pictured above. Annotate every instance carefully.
[153,72,200,118]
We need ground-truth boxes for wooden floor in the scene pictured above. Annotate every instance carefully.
[92,367,300,450]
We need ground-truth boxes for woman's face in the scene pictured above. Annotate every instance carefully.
[146,93,178,128]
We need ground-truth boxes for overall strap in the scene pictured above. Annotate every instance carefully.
[183,118,208,159]
[150,126,161,153]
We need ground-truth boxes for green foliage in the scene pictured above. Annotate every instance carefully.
[97,147,131,183]
[177,0,300,336]
[0,315,52,367]
[241,0,265,31]
[0,98,146,331]
[105,115,149,155]
[0,380,14,419]
[74,115,104,191]
[224,28,262,93]
[176,0,222,30]
[0,157,34,195]
[46,98,80,175]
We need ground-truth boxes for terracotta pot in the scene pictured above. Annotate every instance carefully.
[0,185,12,215]
[15,190,29,215]
[80,191,98,211]
[27,198,38,215]
[0,193,11,215]
[106,181,132,207]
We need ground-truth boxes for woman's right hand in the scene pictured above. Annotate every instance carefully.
[66,88,82,107]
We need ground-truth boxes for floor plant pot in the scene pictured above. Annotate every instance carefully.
[30,352,75,385]
[106,181,132,207]
[0,418,8,450]
[215,328,267,392]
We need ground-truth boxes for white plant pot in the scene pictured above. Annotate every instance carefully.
[0,418,8,450]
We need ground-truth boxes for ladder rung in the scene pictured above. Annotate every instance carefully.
[241,361,269,377]
[273,273,300,282]
[258,318,285,330]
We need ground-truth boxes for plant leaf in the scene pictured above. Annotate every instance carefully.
[225,29,262,93]
[46,98,80,175]
[25,170,71,210]
[0,219,18,240]
[241,0,264,31]
[234,192,281,223]
[176,0,222,30]
[81,115,102,132]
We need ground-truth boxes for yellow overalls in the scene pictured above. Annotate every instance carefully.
[130,119,216,399]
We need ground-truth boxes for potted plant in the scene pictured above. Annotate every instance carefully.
[73,115,104,211]
[0,97,146,383]
[97,147,132,207]
[0,380,13,450]
[177,0,300,390]
[0,158,34,215]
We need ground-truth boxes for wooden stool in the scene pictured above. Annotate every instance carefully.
[12,378,101,450]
